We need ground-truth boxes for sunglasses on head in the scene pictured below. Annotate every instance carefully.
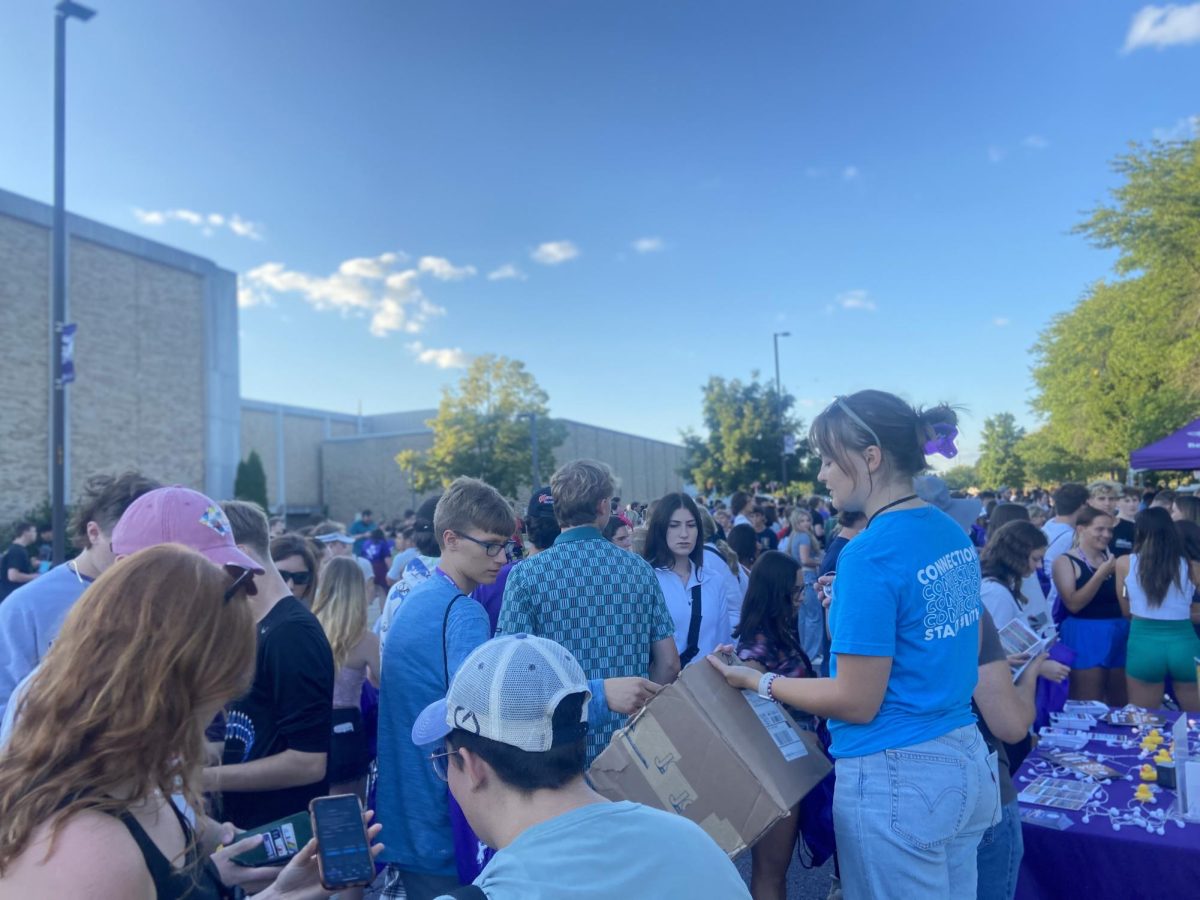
[224,567,258,603]
[280,569,312,587]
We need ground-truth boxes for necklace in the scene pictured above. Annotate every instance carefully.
[866,494,919,529]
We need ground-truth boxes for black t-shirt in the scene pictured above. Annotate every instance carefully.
[220,596,335,828]
[0,543,32,602]
[754,528,779,554]
[1110,519,1136,557]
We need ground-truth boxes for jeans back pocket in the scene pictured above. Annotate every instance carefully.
[885,747,969,850]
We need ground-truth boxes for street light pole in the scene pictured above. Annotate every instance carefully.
[772,331,790,489]
[518,412,540,489]
[51,1,95,565]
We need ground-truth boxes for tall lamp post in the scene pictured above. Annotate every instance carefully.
[772,331,791,489]
[518,412,540,490]
[51,1,95,565]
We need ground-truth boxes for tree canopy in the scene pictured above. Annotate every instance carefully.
[680,374,811,494]
[396,355,565,500]
[1029,138,1200,475]
[234,450,269,512]
[975,413,1026,489]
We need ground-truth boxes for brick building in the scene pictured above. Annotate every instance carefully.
[1,188,686,528]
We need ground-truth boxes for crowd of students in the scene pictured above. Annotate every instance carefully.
[0,388,1197,900]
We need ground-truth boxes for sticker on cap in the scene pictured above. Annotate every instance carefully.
[200,505,231,537]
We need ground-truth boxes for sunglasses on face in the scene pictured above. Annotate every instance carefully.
[224,567,259,603]
[280,569,313,587]
[453,531,508,558]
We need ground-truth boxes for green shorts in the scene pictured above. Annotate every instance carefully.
[1126,617,1200,684]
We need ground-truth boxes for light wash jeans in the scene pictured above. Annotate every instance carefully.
[976,798,1023,900]
[798,569,825,666]
[833,725,1001,900]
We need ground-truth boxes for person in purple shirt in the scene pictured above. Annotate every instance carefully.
[472,487,561,635]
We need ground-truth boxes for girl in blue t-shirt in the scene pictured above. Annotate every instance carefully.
[710,390,999,900]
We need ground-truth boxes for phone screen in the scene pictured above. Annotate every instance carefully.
[232,811,311,866]
[310,794,374,889]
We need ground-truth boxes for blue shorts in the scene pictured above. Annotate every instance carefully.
[1059,616,1129,670]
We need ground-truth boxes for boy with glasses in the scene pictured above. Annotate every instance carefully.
[375,477,518,900]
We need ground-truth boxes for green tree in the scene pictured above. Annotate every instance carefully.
[939,464,979,492]
[680,374,805,493]
[234,450,269,512]
[1016,428,1093,486]
[975,413,1026,489]
[1030,138,1200,474]
[396,355,566,499]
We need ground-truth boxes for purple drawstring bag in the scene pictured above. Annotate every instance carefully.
[1034,642,1075,731]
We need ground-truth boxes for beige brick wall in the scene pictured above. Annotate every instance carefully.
[0,218,208,526]
[68,239,206,498]
[0,215,51,526]
[240,408,279,508]
[322,433,436,523]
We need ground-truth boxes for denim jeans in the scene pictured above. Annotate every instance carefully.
[799,569,825,666]
[833,724,1002,899]
[976,799,1023,900]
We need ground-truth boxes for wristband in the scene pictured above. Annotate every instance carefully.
[757,672,779,701]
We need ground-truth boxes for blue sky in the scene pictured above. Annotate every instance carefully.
[3,2,1198,465]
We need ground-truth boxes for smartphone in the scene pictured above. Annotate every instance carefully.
[309,794,374,890]
[231,811,312,867]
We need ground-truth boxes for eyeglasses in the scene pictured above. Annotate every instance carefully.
[280,570,312,587]
[224,567,258,603]
[429,746,460,781]
[453,531,508,558]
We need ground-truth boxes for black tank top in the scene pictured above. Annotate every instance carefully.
[1066,554,1121,620]
[115,801,225,900]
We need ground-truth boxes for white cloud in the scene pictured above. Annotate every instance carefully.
[417,256,476,281]
[238,251,447,338]
[133,206,264,240]
[487,263,527,281]
[531,240,580,265]
[837,289,877,312]
[987,146,1006,164]
[1022,135,1049,149]
[992,317,1011,327]
[1152,114,1200,141]
[842,165,860,181]
[1123,4,1200,53]
[406,341,470,369]
[632,237,665,254]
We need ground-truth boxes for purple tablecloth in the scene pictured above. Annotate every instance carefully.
[1015,708,1200,900]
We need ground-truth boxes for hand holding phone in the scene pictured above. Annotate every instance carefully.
[309,795,378,891]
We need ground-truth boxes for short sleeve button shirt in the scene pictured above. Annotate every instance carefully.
[499,526,675,761]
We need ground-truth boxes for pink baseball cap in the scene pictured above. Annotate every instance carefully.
[111,486,264,573]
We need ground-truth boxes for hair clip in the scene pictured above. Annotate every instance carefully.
[924,424,959,459]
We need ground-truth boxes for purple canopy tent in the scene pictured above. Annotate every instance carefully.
[1130,417,1200,471]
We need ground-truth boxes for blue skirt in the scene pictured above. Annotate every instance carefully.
[1059,616,1129,670]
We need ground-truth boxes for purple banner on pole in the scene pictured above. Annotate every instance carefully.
[60,322,77,384]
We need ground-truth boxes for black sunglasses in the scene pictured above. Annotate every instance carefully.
[280,569,312,587]
[453,531,508,558]
[224,567,258,603]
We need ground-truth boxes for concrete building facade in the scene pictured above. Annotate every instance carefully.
[0,188,239,527]
[240,401,688,524]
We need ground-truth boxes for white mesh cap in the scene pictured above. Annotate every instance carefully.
[411,633,592,752]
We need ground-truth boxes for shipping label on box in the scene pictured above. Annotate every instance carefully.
[588,659,831,858]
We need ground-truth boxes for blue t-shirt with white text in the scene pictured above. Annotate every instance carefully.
[827,506,980,758]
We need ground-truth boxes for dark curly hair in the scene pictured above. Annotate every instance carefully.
[980,520,1048,604]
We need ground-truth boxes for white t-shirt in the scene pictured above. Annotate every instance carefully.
[980,578,1055,639]
[653,561,732,665]
[702,546,745,638]
[1042,520,1074,576]
[1125,555,1195,621]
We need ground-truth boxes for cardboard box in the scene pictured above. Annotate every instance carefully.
[588,657,832,858]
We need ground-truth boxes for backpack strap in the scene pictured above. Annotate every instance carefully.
[678,583,704,667]
[442,593,469,688]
